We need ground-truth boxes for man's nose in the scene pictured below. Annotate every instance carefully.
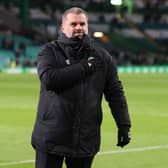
[76,24,82,29]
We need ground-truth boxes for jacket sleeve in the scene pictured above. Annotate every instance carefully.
[103,51,131,129]
[37,44,86,92]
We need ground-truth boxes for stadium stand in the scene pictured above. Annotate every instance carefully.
[0,0,168,70]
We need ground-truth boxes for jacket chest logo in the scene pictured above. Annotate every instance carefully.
[65,59,70,65]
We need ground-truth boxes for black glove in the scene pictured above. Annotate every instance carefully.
[80,56,103,75]
[117,127,131,147]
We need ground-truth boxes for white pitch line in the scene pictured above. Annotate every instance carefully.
[98,144,168,155]
[0,160,34,166]
[0,145,168,166]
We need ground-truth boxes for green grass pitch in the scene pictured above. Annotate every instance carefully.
[0,73,168,168]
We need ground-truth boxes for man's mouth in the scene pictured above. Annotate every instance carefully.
[74,32,83,35]
[73,32,84,38]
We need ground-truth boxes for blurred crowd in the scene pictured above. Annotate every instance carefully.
[110,48,168,66]
[0,0,168,68]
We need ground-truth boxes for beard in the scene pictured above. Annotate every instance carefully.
[72,31,86,39]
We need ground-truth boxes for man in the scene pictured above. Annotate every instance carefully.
[31,7,131,168]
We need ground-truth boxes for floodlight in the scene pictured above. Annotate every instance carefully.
[110,0,122,5]
[93,32,104,38]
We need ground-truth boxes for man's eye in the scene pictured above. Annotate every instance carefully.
[71,23,76,26]
[80,23,85,26]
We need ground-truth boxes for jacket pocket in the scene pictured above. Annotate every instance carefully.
[40,119,73,145]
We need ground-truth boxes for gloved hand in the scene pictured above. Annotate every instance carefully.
[80,56,103,75]
[117,127,131,147]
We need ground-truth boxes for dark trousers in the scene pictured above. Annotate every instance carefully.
[35,150,94,168]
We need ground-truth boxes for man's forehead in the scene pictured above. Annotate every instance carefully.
[65,13,87,21]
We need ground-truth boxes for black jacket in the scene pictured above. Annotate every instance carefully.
[31,38,131,157]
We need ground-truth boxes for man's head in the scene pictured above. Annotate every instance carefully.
[61,7,88,39]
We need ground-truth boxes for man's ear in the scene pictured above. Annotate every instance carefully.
[61,24,64,32]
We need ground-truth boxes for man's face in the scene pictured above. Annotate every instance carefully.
[61,13,88,39]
